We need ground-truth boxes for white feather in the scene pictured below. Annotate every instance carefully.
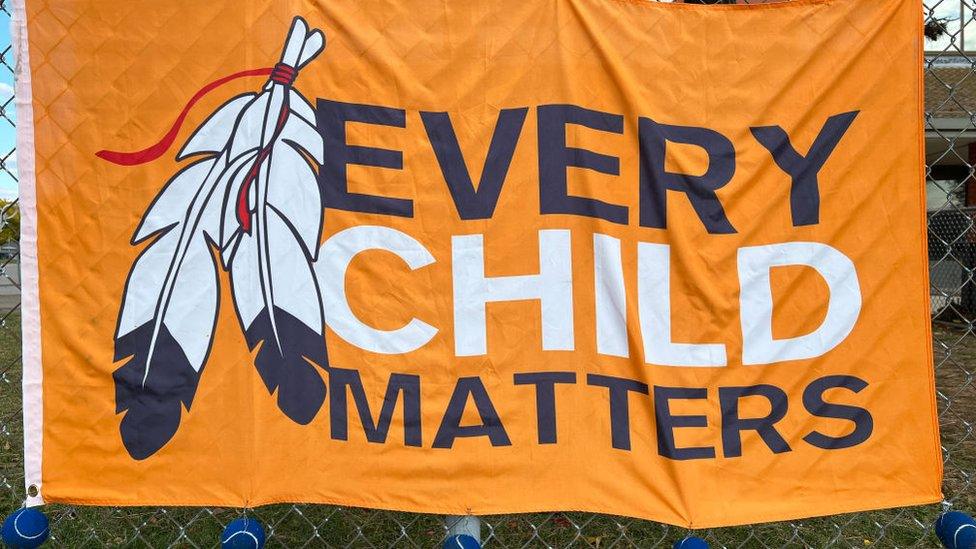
[164,235,218,370]
[235,18,329,352]
[289,90,316,125]
[248,177,258,210]
[262,91,286,142]
[198,176,225,243]
[177,94,255,160]
[117,146,231,383]
[280,19,309,68]
[298,31,325,69]
[229,232,262,328]
[267,209,323,333]
[217,151,258,251]
[221,231,242,270]
[267,143,322,257]
[132,159,216,244]
[279,114,323,164]
[228,178,323,338]
[230,93,269,160]
[117,229,179,339]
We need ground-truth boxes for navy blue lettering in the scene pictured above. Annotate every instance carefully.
[318,99,412,217]
[514,371,576,444]
[433,377,511,448]
[802,375,873,450]
[750,111,858,226]
[639,118,736,234]
[538,104,628,224]
[587,373,649,450]
[654,386,715,460]
[329,368,422,446]
[421,108,527,219]
[719,384,791,458]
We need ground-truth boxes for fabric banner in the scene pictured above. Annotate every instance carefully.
[16,0,940,527]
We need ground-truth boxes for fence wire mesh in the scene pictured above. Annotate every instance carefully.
[0,0,972,546]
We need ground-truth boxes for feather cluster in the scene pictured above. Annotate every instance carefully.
[112,17,328,459]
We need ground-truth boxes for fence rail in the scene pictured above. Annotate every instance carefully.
[1,0,974,546]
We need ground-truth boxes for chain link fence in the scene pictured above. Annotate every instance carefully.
[1,0,974,546]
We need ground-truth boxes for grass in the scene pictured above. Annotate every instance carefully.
[0,313,970,547]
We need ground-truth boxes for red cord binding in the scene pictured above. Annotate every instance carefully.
[95,67,275,166]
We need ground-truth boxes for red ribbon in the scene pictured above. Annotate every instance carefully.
[96,67,274,166]
[236,106,291,233]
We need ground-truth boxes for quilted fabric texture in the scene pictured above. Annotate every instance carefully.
[19,0,939,528]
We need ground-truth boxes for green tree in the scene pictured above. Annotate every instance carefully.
[0,200,21,247]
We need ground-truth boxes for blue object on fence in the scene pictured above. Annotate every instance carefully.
[443,534,481,548]
[937,511,976,549]
[1,507,49,549]
[220,517,266,549]
[673,535,709,549]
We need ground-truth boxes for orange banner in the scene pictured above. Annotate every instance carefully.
[16,0,939,527]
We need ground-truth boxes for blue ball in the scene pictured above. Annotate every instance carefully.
[673,536,709,549]
[443,534,481,549]
[220,517,265,549]
[937,511,976,549]
[1,508,49,549]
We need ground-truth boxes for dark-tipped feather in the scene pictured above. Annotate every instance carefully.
[244,307,328,424]
[113,323,201,460]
